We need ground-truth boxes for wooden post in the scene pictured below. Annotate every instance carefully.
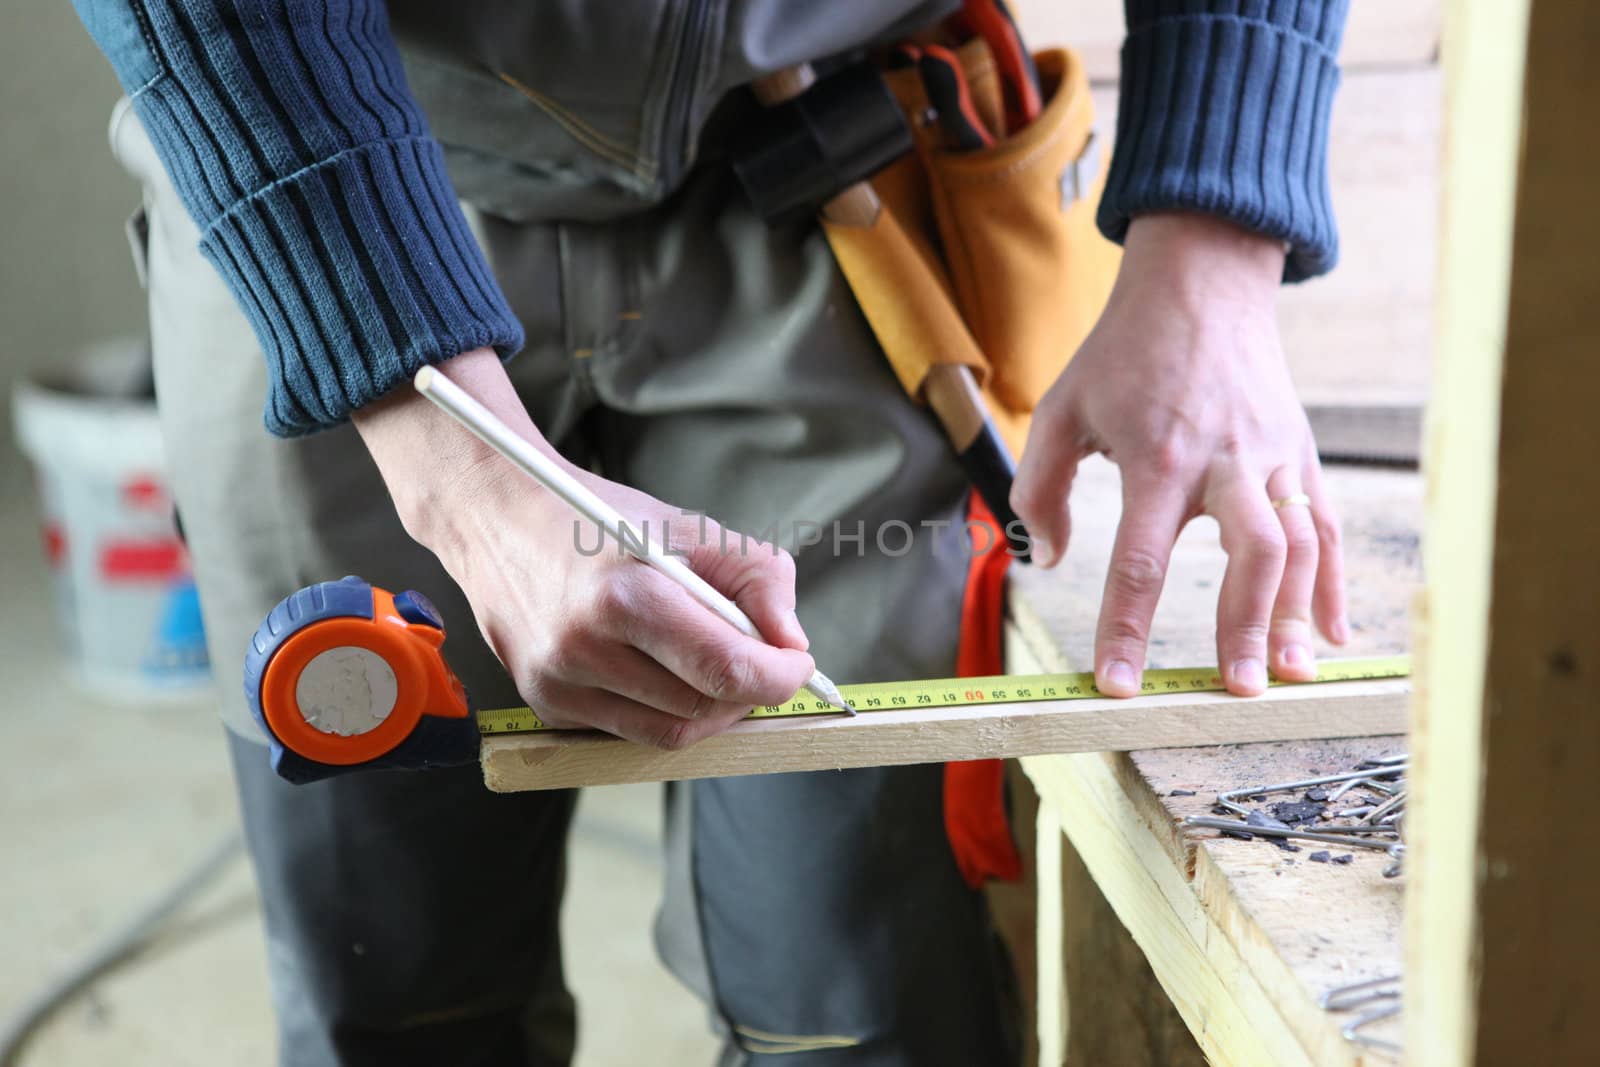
[1408,0,1600,1060]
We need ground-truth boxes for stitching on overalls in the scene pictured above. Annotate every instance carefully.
[491,69,658,182]
[733,1023,862,1050]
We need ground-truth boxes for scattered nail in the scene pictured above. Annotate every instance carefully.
[1169,789,1196,797]
[1333,853,1355,865]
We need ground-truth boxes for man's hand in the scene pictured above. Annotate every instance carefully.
[354,349,816,749]
[1012,213,1348,698]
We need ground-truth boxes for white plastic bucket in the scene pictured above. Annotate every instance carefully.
[12,339,210,698]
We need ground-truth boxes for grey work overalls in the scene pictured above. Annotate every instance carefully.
[110,1,1017,1062]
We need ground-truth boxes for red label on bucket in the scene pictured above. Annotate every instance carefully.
[42,522,67,568]
[99,538,186,582]
[121,475,168,511]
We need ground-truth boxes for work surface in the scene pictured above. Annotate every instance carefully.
[1012,456,1419,1065]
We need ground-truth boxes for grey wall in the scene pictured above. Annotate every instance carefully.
[0,3,147,475]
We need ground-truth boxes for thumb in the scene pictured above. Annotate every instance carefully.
[1012,408,1087,569]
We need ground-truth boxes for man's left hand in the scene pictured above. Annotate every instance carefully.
[1012,212,1349,698]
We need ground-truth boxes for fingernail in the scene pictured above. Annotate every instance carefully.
[1031,533,1055,567]
[1281,643,1310,669]
[1232,658,1267,692]
[1333,618,1350,644]
[1104,660,1138,694]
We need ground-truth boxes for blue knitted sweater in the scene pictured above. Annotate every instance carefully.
[77,0,1347,437]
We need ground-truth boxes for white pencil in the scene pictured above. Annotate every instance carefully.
[413,367,855,716]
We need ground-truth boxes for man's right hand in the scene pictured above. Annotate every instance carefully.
[353,349,816,749]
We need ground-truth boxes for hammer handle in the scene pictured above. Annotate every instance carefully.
[751,65,1026,554]
[750,65,816,105]
[751,64,882,227]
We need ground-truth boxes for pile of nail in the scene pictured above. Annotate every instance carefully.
[1321,974,1402,1055]
[1182,753,1408,877]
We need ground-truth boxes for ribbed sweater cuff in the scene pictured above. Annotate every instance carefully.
[199,135,524,437]
[1098,6,1346,282]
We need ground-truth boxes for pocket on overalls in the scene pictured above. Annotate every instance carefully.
[922,49,1120,432]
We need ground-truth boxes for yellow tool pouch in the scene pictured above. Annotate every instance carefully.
[824,41,1121,457]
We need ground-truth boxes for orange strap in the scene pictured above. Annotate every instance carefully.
[944,493,1022,888]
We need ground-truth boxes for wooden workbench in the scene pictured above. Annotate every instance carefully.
[1008,456,1419,1066]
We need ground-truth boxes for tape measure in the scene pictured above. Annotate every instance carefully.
[244,577,480,783]
[476,655,1412,735]
[248,578,1410,783]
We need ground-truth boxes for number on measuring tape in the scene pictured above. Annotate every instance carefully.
[476,656,1410,736]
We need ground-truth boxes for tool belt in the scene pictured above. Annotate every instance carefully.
[733,36,1120,460]
[864,38,1119,456]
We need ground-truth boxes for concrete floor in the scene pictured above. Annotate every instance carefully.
[0,460,718,1065]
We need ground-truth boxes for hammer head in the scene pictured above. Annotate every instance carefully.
[731,62,912,225]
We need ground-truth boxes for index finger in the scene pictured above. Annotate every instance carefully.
[1094,482,1190,697]
[610,568,817,708]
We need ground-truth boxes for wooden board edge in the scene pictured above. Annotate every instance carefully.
[1187,843,1390,1066]
[1010,617,1395,1064]
[481,680,1409,792]
[1023,751,1338,1067]
[1034,792,1067,1065]
[1306,402,1424,466]
[1408,0,1530,1061]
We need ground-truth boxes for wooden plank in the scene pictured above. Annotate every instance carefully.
[1011,617,1204,1067]
[1025,749,1317,1067]
[481,677,1407,792]
[1135,740,1407,1059]
[1055,823,1205,1066]
[1023,738,1408,1067]
[1013,606,1410,1064]
[1033,791,1067,1066]
[1306,403,1422,466]
[1409,0,1600,1061]
[981,754,1044,1066]
[1090,67,1442,412]
[1404,3,1526,1057]
[1013,0,1441,83]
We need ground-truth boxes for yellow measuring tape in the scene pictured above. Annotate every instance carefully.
[475,655,1411,736]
